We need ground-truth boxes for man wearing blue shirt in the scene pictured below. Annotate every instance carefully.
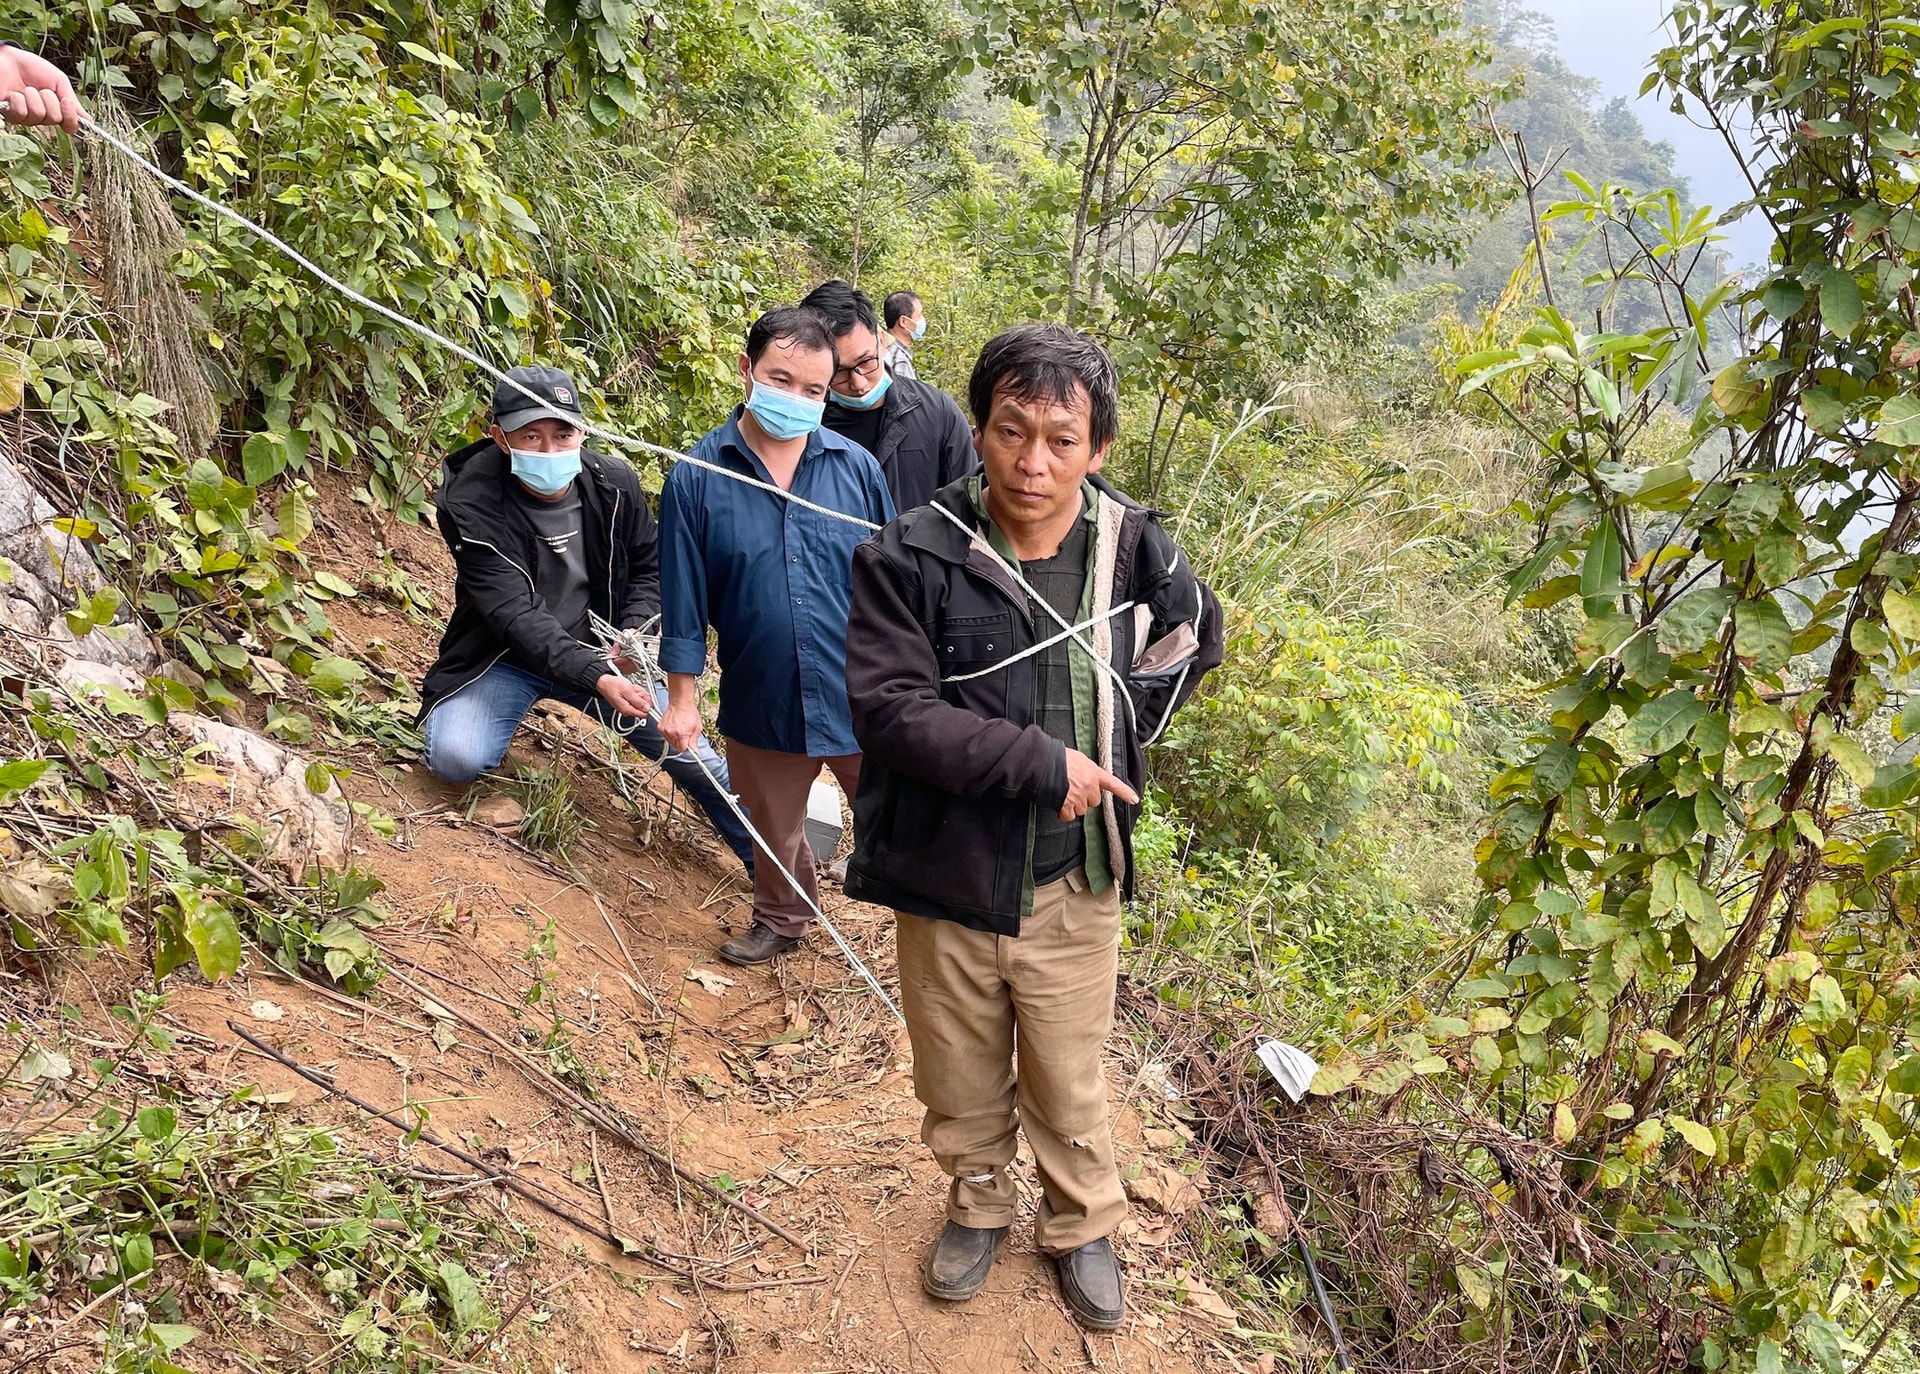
[658,307,896,966]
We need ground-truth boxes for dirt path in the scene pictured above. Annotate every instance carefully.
[144,488,1249,1373]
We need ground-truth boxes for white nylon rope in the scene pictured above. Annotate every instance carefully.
[588,613,903,1023]
[72,114,1149,1019]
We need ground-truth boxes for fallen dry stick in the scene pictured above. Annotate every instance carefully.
[380,963,806,1249]
[225,1021,815,1294]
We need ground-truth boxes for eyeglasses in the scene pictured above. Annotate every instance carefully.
[831,352,882,386]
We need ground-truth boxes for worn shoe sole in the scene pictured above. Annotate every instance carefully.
[923,1230,1005,1302]
[1055,1257,1125,1331]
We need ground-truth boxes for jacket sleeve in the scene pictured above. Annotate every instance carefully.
[619,480,662,629]
[657,468,711,676]
[937,392,980,487]
[448,506,608,696]
[848,541,1066,807]
[1127,535,1224,746]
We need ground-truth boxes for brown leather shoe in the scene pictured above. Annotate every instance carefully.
[717,922,799,966]
[923,1221,1007,1302]
[1055,1237,1125,1330]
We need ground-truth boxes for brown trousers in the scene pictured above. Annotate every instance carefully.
[723,738,860,939]
[895,869,1127,1254]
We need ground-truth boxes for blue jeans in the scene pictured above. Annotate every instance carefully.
[422,660,754,871]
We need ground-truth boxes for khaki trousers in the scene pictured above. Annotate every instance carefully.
[723,738,860,939]
[895,869,1127,1254]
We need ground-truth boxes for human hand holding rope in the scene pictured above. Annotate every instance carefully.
[0,44,82,133]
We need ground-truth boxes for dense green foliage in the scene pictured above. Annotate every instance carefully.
[1298,4,1920,1370]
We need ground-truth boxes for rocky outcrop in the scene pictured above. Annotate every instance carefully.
[0,448,158,678]
[168,713,353,876]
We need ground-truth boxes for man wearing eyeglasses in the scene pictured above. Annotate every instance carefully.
[800,280,977,515]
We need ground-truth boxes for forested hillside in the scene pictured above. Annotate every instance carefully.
[4,0,1920,1371]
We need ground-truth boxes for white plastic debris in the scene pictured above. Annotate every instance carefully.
[1255,1040,1319,1103]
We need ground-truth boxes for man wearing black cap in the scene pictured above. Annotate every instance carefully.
[417,365,754,872]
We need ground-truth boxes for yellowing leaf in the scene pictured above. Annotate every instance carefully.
[1551,1101,1576,1144]
[1884,588,1920,639]
[1671,1117,1717,1158]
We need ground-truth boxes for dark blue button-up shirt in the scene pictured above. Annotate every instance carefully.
[659,412,895,756]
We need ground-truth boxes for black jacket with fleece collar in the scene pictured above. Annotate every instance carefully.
[418,438,657,718]
[843,474,1223,935]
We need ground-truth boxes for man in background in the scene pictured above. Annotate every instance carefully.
[802,279,976,514]
[845,325,1222,1331]
[0,42,82,131]
[658,307,895,966]
[882,290,925,381]
[418,365,754,874]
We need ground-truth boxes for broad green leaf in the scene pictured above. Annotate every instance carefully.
[0,758,49,796]
[308,655,367,697]
[1801,384,1847,435]
[1830,1044,1873,1098]
[1308,1060,1362,1095]
[276,486,314,545]
[1889,1052,1920,1094]
[1360,1061,1414,1095]
[185,458,224,512]
[1760,277,1804,320]
[436,1259,490,1332]
[1624,691,1706,755]
[1820,266,1863,336]
[1797,1315,1847,1374]
[1581,519,1622,615]
[1879,395,1920,447]
[1803,974,1847,1032]
[1531,741,1578,799]
[183,895,242,982]
[1660,584,1735,652]
[1734,597,1793,671]
[1863,764,1920,809]
[241,432,288,486]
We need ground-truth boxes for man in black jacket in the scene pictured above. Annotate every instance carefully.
[800,280,977,513]
[845,326,1222,1330]
[418,365,753,872]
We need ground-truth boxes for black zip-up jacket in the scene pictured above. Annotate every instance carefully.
[418,438,657,717]
[844,475,1223,934]
[823,376,978,514]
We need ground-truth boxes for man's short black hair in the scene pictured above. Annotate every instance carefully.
[800,279,880,339]
[746,305,836,364]
[883,290,922,329]
[967,324,1119,453]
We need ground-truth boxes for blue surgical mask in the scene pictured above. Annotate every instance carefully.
[910,317,926,341]
[745,378,825,440]
[831,368,892,412]
[511,446,581,496]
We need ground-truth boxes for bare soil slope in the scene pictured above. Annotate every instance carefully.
[103,476,1248,1373]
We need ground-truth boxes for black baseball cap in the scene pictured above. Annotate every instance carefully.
[492,364,586,434]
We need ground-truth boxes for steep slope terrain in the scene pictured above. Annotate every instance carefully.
[7,468,1253,1374]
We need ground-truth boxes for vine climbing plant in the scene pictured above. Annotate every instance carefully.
[1310,4,1920,1370]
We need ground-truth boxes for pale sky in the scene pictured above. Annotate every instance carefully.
[1541,0,1771,269]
